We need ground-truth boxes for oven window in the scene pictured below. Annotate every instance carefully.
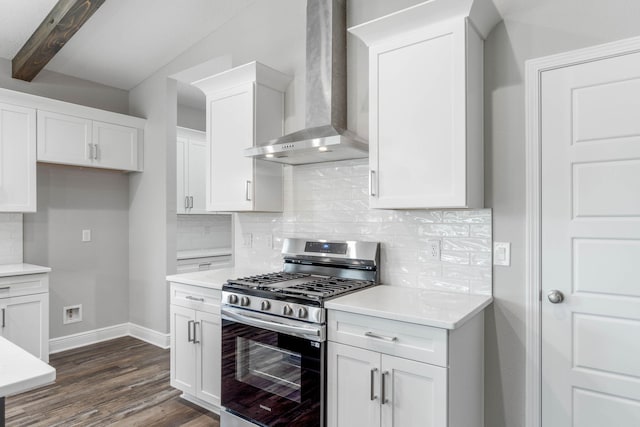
[236,337,302,403]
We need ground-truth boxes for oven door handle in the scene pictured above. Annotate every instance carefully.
[222,307,324,342]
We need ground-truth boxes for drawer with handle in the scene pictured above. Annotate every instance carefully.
[328,309,448,367]
[0,274,49,299]
[170,282,221,314]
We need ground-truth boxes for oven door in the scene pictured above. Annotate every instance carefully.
[221,306,325,427]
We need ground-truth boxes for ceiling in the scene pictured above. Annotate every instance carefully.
[2,0,640,107]
[0,0,253,91]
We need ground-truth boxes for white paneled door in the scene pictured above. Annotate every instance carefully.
[541,50,640,426]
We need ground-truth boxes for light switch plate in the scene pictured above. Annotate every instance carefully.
[493,242,511,266]
[82,229,91,242]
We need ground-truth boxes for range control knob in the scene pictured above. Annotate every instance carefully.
[297,307,308,319]
[227,294,238,304]
[240,296,250,307]
[283,305,293,316]
[261,300,271,311]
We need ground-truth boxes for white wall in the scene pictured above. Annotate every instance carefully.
[0,61,133,340]
[128,0,306,334]
[484,1,640,426]
[0,57,129,114]
[177,104,206,131]
[128,75,177,333]
[23,164,130,339]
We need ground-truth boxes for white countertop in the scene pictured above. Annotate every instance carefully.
[177,248,232,260]
[0,337,56,397]
[166,266,268,290]
[0,263,51,277]
[325,285,493,329]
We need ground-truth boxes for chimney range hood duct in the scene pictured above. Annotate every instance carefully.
[244,0,368,165]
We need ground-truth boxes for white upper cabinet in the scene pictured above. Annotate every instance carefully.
[0,102,36,212]
[37,110,142,172]
[177,127,207,214]
[349,0,500,209]
[192,62,291,212]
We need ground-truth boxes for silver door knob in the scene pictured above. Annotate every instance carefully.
[547,290,564,304]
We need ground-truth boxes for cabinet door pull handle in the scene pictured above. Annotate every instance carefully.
[189,196,194,208]
[198,262,211,270]
[187,320,194,342]
[193,321,200,344]
[365,331,398,342]
[0,286,10,291]
[369,170,376,196]
[370,368,378,401]
[245,180,252,201]
[184,196,189,209]
[94,144,99,160]
[1,308,5,328]
[381,371,389,404]
[186,296,205,302]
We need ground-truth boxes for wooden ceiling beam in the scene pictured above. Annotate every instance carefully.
[12,0,105,82]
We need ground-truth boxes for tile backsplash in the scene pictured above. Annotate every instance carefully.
[177,214,232,252]
[234,159,492,295]
[0,213,23,264]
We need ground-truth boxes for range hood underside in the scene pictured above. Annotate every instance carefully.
[244,125,368,165]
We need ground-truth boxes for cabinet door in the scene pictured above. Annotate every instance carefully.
[170,304,197,395]
[328,342,381,427]
[37,110,92,166]
[380,354,447,427]
[187,137,207,214]
[195,310,221,407]
[2,293,48,361]
[208,83,255,211]
[177,136,187,214]
[0,103,36,212]
[92,121,139,171]
[369,20,467,209]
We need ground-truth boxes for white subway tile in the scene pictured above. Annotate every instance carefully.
[470,224,492,238]
[234,160,492,296]
[470,252,492,266]
[442,238,492,252]
[443,209,492,223]
[418,224,470,237]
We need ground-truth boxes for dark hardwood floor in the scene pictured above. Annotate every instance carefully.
[5,336,220,427]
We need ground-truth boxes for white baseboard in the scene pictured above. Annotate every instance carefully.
[128,322,170,349]
[49,322,170,354]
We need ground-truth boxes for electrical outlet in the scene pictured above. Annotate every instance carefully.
[427,240,441,260]
[82,229,91,242]
[242,233,253,248]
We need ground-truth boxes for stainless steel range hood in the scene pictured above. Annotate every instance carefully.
[244,0,368,165]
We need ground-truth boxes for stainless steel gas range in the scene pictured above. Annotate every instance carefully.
[220,238,380,427]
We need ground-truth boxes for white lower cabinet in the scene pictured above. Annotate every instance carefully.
[169,282,221,412]
[328,310,484,427]
[328,343,447,427]
[0,273,50,362]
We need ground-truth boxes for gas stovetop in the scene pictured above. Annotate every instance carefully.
[225,272,375,301]
[222,238,380,323]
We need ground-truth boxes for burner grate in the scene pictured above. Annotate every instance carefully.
[281,277,374,298]
[227,272,309,287]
